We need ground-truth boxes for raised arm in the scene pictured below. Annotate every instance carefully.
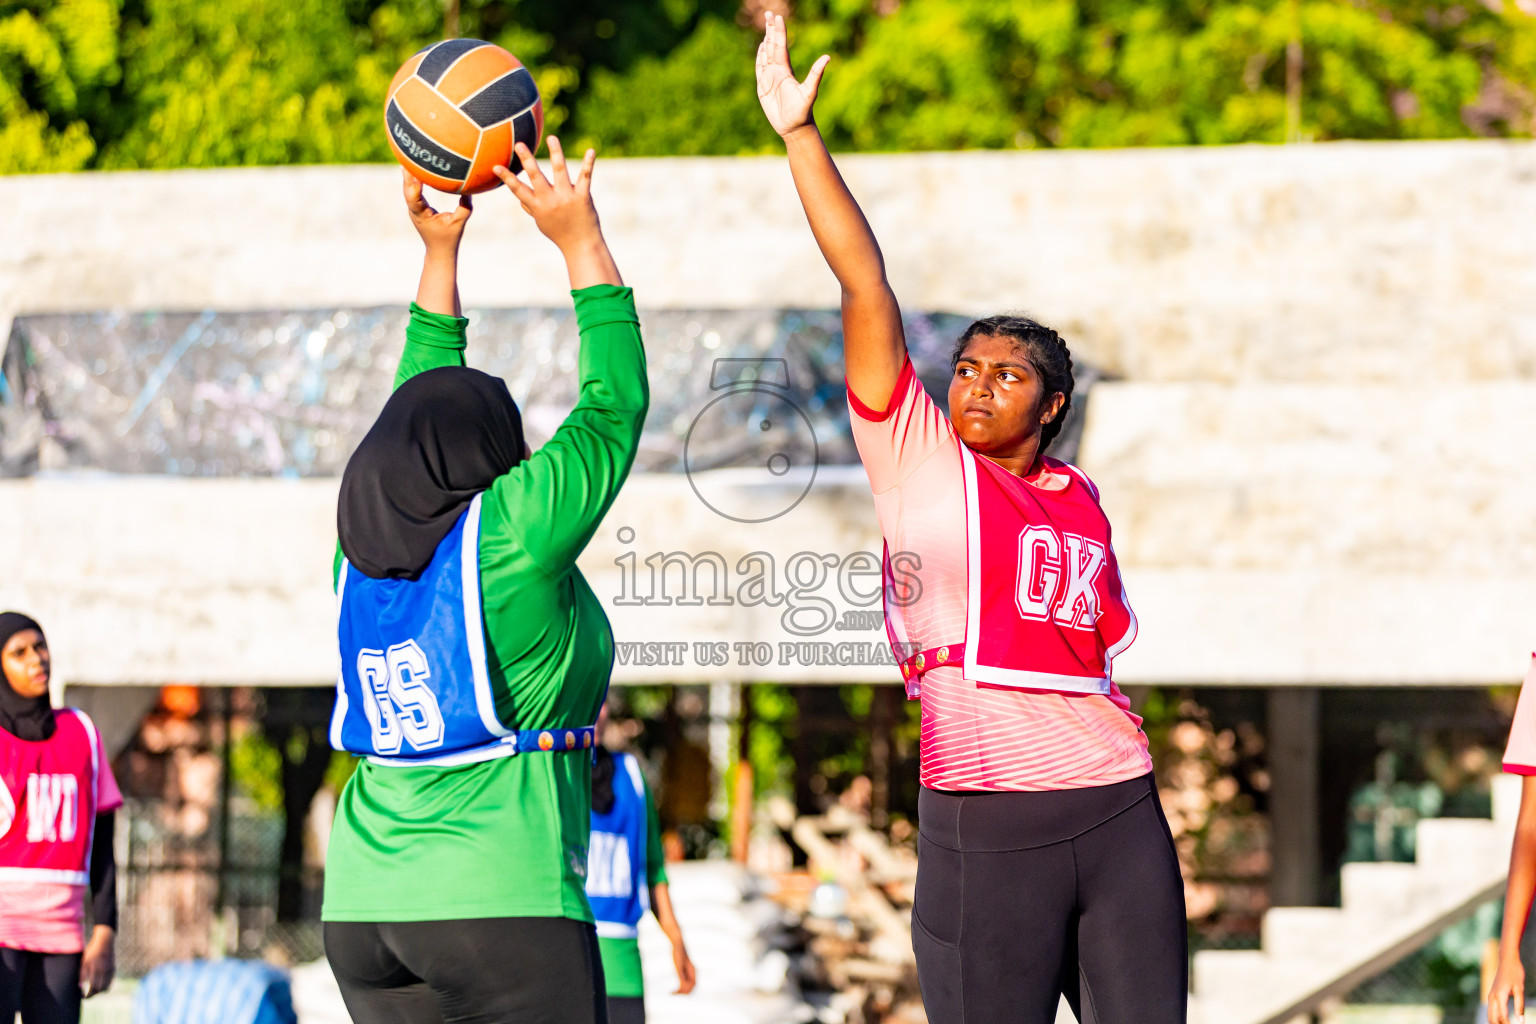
[483,139,647,572]
[396,168,473,387]
[757,12,905,412]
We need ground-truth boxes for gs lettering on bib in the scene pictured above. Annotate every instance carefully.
[884,446,1136,696]
[0,709,101,885]
[331,494,517,766]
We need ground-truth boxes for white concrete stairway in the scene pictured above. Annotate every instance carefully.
[1188,773,1521,1024]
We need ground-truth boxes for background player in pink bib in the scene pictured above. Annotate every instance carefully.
[0,612,123,1024]
[757,15,1186,1023]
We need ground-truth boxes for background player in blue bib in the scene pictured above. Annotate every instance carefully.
[588,706,695,1024]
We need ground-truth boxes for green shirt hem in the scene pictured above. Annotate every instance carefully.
[322,896,595,924]
[597,935,645,997]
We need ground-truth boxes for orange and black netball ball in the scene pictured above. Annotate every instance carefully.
[384,38,543,195]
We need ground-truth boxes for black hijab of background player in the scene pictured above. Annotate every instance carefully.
[339,366,526,581]
[0,611,53,742]
[591,746,617,815]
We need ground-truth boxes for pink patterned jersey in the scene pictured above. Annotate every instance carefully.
[850,358,1152,792]
[0,708,123,953]
[1503,655,1536,775]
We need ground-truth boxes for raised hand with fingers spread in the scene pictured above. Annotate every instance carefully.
[493,136,622,290]
[753,10,904,415]
[756,11,830,138]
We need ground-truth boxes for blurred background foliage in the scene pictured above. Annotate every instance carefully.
[2,0,1533,174]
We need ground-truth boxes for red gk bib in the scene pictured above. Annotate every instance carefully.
[885,444,1136,696]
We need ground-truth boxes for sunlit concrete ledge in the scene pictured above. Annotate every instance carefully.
[1,468,1532,687]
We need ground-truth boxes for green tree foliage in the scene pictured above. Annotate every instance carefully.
[578,0,1536,154]
[1,0,739,172]
[1,0,1531,174]
[579,16,781,155]
[0,0,121,173]
[444,0,743,136]
[103,0,390,167]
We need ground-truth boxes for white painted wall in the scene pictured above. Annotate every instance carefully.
[1085,383,1536,684]
[6,143,1535,380]
[3,141,1534,686]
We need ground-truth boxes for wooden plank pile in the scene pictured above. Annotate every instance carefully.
[764,797,926,1024]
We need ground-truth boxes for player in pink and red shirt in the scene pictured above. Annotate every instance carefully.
[756,15,1185,1024]
[0,613,123,1024]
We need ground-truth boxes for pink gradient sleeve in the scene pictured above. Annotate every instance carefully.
[847,358,956,493]
[95,730,123,813]
[1503,654,1536,775]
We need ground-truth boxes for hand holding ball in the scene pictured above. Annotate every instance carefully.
[385,38,543,195]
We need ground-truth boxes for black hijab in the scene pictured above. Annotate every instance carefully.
[0,611,53,742]
[338,366,525,580]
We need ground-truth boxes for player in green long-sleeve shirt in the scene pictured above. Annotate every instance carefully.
[323,140,647,1024]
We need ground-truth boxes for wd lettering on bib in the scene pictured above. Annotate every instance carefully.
[25,774,78,843]
[0,708,102,887]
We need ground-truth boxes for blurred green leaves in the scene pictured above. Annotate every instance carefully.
[0,0,738,172]
[0,0,120,172]
[104,0,398,168]
[590,0,1530,153]
[579,16,780,155]
[1,0,1531,175]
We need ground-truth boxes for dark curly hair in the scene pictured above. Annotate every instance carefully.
[949,315,1075,451]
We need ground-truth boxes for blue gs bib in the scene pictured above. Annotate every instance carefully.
[331,497,592,767]
[330,495,596,766]
[586,752,650,938]
[331,494,511,765]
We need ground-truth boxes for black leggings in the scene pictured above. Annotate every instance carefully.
[0,948,81,1024]
[605,996,644,1024]
[324,918,607,1024]
[912,773,1187,1024]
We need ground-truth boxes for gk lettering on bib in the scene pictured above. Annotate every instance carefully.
[962,447,1135,693]
[883,445,1136,696]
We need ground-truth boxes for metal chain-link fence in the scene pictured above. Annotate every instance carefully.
[116,797,323,978]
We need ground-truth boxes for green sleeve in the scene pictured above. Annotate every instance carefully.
[395,303,468,389]
[644,775,667,887]
[483,284,648,573]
